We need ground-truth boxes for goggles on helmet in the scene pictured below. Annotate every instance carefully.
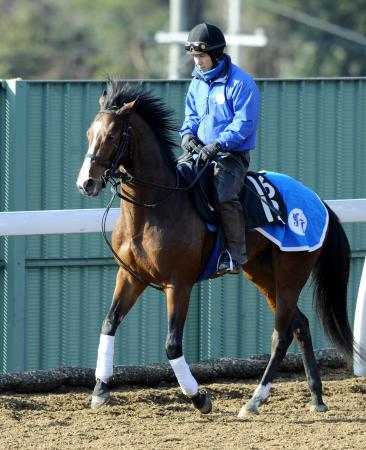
[185,41,208,53]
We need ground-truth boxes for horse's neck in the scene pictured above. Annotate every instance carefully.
[120,116,178,220]
[127,117,175,185]
[130,145,174,185]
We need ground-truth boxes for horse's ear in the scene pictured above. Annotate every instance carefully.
[99,90,107,109]
[117,98,139,115]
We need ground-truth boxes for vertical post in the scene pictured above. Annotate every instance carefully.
[169,0,187,79]
[227,0,242,65]
[0,81,6,373]
[353,257,366,375]
[3,79,27,373]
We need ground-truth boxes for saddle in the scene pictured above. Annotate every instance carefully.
[176,159,287,229]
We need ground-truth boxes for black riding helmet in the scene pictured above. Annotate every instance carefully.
[185,23,226,56]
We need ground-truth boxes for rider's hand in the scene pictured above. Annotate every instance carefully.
[200,142,222,162]
[181,134,201,154]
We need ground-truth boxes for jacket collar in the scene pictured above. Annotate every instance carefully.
[192,54,231,84]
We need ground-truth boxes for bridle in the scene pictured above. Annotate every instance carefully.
[86,109,132,184]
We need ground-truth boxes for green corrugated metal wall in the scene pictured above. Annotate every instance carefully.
[0,78,365,373]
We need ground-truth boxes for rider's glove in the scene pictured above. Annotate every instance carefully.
[181,134,201,154]
[200,142,222,162]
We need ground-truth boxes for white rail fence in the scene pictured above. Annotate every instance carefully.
[0,199,365,375]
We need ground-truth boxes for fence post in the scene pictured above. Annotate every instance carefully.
[3,80,27,372]
[353,257,366,376]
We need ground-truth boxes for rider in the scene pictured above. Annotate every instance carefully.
[180,22,260,275]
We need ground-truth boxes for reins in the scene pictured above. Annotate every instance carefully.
[107,158,211,208]
[112,156,210,192]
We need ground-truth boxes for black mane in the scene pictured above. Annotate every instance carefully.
[103,79,179,163]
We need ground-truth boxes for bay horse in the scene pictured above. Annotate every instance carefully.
[76,80,359,418]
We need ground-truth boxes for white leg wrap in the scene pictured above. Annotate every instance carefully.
[169,355,198,397]
[95,334,115,384]
[252,383,272,404]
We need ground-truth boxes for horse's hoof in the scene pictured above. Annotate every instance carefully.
[238,402,259,419]
[91,393,111,409]
[310,403,328,413]
[91,379,110,410]
[190,392,212,414]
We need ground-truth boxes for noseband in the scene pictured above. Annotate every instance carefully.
[86,109,131,182]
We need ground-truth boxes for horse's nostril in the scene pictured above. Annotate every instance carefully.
[83,179,94,191]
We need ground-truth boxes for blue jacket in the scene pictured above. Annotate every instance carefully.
[180,55,260,153]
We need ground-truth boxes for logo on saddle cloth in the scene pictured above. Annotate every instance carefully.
[288,208,307,236]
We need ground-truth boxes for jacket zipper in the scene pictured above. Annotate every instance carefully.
[205,81,212,115]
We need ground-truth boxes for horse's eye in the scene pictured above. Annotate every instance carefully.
[108,134,115,141]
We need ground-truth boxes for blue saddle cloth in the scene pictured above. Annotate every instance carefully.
[256,172,329,251]
[197,171,329,282]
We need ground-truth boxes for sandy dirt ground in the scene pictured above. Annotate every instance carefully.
[0,367,365,450]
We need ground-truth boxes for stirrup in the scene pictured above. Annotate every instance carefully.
[217,250,234,273]
[217,251,242,275]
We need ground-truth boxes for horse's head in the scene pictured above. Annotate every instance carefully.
[76,92,137,197]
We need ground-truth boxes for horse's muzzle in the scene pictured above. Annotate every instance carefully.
[77,178,103,197]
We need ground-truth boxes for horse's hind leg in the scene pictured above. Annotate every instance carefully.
[91,268,145,409]
[239,250,318,418]
[293,308,327,412]
[165,285,212,415]
[239,326,295,418]
[239,256,293,417]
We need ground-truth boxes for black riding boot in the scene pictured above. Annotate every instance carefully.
[213,152,250,275]
[216,201,247,275]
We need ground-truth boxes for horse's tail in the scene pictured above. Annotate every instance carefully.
[312,203,356,363]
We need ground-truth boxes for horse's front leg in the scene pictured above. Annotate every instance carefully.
[165,286,212,415]
[91,268,145,409]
